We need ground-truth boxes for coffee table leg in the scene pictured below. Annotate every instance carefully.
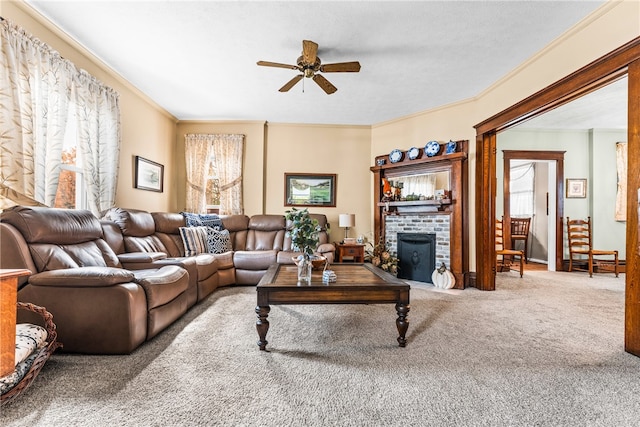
[256,305,270,351]
[395,303,410,347]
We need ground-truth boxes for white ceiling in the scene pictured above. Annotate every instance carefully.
[23,0,618,127]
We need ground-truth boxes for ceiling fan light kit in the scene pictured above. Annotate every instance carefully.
[257,40,361,94]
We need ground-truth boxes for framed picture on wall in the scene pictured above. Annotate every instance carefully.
[566,178,586,198]
[285,173,336,207]
[134,156,164,192]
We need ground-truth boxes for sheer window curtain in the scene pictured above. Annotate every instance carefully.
[0,19,70,206]
[0,18,120,214]
[184,134,214,213]
[73,71,120,214]
[615,142,627,221]
[184,134,244,214]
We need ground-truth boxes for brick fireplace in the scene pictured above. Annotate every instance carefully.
[370,140,468,288]
[385,215,451,280]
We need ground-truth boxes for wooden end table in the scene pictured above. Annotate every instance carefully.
[255,263,410,350]
[335,243,365,263]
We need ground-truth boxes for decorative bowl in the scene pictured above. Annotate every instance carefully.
[292,255,328,271]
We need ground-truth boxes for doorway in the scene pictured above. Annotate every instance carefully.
[500,150,565,272]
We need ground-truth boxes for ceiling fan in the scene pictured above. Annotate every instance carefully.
[257,40,361,94]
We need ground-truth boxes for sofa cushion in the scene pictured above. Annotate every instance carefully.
[178,226,209,256]
[29,267,136,287]
[213,251,234,270]
[233,250,278,270]
[208,228,232,254]
[133,266,188,309]
[2,206,103,245]
[103,207,156,237]
[181,212,225,230]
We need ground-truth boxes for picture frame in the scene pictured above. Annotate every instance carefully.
[134,156,164,192]
[285,173,336,207]
[566,178,586,198]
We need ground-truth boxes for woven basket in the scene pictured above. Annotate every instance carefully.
[1,302,62,406]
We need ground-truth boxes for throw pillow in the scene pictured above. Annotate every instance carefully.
[180,212,225,231]
[179,226,209,256]
[206,228,233,254]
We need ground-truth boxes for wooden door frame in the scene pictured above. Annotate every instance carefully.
[474,36,640,356]
[502,150,565,271]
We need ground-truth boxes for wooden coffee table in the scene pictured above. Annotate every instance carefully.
[255,263,410,350]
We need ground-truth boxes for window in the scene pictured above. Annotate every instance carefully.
[205,155,220,212]
[53,108,86,209]
[510,162,534,217]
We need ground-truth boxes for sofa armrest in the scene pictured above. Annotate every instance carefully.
[28,267,135,288]
[317,243,335,254]
[118,252,167,263]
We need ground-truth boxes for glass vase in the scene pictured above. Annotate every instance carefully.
[296,257,312,284]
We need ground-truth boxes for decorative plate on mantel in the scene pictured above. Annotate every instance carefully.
[407,146,420,160]
[424,140,440,157]
[389,149,403,163]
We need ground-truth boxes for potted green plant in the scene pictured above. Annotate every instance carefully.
[285,207,321,283]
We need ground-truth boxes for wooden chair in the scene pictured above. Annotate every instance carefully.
[496,218,523,278]
[566,216,619,277]
[510,217,531,263]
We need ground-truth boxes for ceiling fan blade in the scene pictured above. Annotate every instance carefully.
[257,61,299,70]
[320,61,361,73]
[302,40,318,65]
[279,75,304,92]
[312,74,337,94]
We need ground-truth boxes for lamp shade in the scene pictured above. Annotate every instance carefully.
[338,214,355,228]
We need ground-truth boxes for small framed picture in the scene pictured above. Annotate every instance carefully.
[134,156,164,192]
[566,178,586,198]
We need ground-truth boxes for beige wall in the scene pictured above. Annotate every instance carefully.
[3,1,178,212]
[265,123,371,242]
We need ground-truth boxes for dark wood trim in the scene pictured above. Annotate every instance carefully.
[502,150,565,272]
[474,36,640,356]
[474,132,496,290]
[475,37,640,135]
[626,59,640,356]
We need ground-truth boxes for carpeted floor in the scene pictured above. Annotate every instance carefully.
[2,270,639,426]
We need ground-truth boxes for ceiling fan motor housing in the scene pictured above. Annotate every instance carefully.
[297,55,321,78]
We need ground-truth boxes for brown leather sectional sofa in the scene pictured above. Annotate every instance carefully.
[0,206,334,355]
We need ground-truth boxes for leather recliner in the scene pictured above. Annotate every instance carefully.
[0,206,190,354]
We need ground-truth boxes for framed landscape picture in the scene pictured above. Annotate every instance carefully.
[134,156,164,192]
[285,173,336,207]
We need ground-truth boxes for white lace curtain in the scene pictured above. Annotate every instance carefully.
[184,133,244,214]
[0,18,120,214]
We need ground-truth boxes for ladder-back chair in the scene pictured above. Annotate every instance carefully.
[566,216,619,277]
[496,218,523,278]
[510,217,531,263]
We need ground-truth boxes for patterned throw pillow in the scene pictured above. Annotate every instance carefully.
[179,226,209,256]
[180,212,225,230]
[207,228,233,254]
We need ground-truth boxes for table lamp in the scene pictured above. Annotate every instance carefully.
[339,214,355,241]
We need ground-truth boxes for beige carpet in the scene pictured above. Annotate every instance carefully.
[2,270,639,426]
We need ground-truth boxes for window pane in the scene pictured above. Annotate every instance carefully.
[54,169,76,208]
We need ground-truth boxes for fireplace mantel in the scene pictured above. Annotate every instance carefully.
[370,140,469,288]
